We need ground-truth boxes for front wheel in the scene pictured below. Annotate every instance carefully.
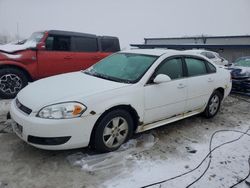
[91,109,134,152]
[0,68,28,99]
[203,91,222,118]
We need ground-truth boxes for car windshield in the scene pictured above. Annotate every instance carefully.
[25,32,44,44]
[234,59,250,67]
[85,53,158,83]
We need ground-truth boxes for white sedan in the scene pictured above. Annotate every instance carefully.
[186,49,229,66]
[10,49,232,152]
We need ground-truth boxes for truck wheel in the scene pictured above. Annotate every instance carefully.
[203,91,222,118]
[0,68,28,99]
[92,109,134,152]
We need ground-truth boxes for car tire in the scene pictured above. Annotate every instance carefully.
[92,109,134,153]
[0,68,28,99]
[203,90,222,118]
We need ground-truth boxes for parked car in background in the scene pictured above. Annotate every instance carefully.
[0,30,120,99]
[186,49,229,66]
[10,49,232,152]
[227,56,250,94]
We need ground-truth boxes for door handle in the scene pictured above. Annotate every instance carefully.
[177,83,186,89]
[64,56,72,60]
[91,56,101,60]
[208,78,214,82]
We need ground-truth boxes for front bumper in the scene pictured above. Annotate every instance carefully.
[232,79,250,93]
[10,99,100,150]
[224,81,232,100]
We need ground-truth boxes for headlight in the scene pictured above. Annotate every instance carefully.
[37,102,87,119]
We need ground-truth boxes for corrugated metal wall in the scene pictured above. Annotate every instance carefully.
[214,48,250,63]
[145,36,250,45]
[144,36,250,63]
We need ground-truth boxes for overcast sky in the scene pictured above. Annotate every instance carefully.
[0,0,250,48]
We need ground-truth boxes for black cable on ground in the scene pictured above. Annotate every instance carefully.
[141,128,250,188]
[186,129,250,188]
[230,156,250,188]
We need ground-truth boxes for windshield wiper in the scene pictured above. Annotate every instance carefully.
[84,69,109,79]
[83,70,132,84]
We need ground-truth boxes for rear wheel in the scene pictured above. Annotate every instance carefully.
[0,68,28,99]
[203,91,222,118]
[91,109,134,152]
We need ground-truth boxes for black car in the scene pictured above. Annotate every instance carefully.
[227,56,250,95]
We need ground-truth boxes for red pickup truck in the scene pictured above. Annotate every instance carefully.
[0,30,120,99]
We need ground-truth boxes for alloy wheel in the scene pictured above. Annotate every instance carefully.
[102,116,129,149]
[0,74,22,94]
[209,95,220,115]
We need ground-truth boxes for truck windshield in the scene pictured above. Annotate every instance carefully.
[85,53,158,83]
[26,32,44,44]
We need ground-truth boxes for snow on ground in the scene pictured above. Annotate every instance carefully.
[0,100,10,116]
[67,134,157,172]
[0,95,249,188]
[101,128,250,188]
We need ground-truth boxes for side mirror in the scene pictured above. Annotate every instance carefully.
[36,42,46,50]
[153,74,171,84]
[225,63,232,67]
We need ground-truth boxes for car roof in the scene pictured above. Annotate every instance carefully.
[47,30,119,39]
[48,30,97,38]
[121,49,182,56]
[185,49,217,54]
[121,48,210,58]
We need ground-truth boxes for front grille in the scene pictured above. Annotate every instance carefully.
[16,98,32,115]
[28,135,71,145]
[232,76,249,81]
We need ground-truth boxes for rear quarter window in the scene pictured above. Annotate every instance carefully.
[100,38,120,52]
[207,62,216,73]
[206,52,216,59]
[201,52,216,59]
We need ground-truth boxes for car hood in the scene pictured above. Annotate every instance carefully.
[17,72,130,111]
[227,66,250,78]
[0,41,36,53]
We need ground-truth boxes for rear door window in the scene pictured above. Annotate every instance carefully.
[185,58,208,76]
[71,37,98,52]
[205,52,216,59]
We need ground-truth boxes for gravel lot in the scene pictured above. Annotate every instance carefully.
[0,95,249,188]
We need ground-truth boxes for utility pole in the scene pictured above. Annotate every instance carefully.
[16,22,19,42]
